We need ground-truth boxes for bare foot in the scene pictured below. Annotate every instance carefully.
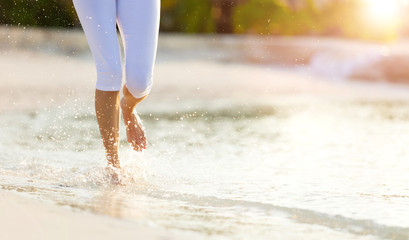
[105,165,122,185]
[120,99,147,152]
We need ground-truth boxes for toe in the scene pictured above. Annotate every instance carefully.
[132,140,141,152]
[135,145,141,152]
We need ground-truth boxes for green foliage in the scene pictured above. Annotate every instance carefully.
[160,0,215,33]
[232,0,397,41]
[233,0,333,36]
[289,0,322,35]
[0,0,78,27]
[233,0,288,34]
[0,0,400,41]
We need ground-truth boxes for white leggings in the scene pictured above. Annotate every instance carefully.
[72,0,160,98]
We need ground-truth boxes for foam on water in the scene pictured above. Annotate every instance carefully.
[1,96,409,239]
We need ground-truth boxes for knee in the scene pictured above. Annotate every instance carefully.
[96,65,123,91]
[125,71,153,98]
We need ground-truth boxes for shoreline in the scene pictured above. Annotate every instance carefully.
[1,28,409,239]
[0,190,201,240]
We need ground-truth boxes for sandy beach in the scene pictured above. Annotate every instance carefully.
[0,190,202,240]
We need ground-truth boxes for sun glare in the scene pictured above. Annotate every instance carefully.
[362,0,401,25]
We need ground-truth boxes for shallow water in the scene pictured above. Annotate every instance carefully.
[1,96,409,239]
[1,28,409,239]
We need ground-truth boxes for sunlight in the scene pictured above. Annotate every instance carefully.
[359,0,405,40]
[362,0,401,26]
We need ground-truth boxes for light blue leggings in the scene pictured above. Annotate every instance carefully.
[72,0,160,98]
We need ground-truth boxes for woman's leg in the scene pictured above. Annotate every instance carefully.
[95,90,120,167]
[117,0,161,151]
[72,0,123,167]
[120,85,147,152]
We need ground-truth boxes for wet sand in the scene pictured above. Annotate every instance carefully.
[0,190,202,240]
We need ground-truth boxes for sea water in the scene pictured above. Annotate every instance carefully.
[1,28,409,239]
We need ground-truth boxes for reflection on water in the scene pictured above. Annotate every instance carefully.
[1,98,409,239]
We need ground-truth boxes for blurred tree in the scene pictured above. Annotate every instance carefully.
[232,0,289,34]
[161,0,215,33]
[211,0,244,33]
[0,0,78,27]
[0,0,401,41]
[319,0,361,37]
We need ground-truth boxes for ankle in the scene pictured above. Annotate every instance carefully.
[107,160,120,169]
[121,85,147,109]
[120,97,134,113]
[106,152,120,168]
